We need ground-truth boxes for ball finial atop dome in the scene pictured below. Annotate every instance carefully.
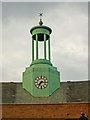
[39,20,43,25]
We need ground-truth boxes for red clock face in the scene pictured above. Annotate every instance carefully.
[35,76,48,89]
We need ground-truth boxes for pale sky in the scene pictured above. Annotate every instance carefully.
[1,2,88,82]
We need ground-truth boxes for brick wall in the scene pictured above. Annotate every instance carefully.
[1,103,89,119]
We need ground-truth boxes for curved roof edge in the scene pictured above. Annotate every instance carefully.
[30,25,52,34]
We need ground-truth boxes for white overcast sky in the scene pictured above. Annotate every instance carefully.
[1,1,88,82]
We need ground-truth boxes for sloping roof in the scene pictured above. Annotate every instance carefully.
[2,81,89,104]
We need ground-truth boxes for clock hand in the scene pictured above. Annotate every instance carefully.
[39,81,43,86]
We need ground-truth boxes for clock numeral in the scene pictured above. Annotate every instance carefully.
[39,86,41,88]
[44,85,46,88]
[46,83,48,85]
[42,86,44,89]
[37,85,39,87]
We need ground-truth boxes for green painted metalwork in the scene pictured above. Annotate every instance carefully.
[23,63,60,97]
[30,59,52,66]
[32,37,34,61]
[48,37,50,61]
[23,20,60,97]
[30,26,52,34]
[32,28,50,36]
[36,34,38,60]
[44,34,46,59]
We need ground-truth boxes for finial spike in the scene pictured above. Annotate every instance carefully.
[39,13,43,21]
[38,13,43,25]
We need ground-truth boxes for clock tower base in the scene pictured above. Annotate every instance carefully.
[23,59,60,97]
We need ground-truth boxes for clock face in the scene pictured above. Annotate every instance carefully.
[35,76,48,89]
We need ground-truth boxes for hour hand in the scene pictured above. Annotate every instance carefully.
[39,81,43,86]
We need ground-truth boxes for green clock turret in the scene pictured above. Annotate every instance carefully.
[23,14,60,97]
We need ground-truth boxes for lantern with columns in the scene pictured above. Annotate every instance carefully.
[23,14,60,97]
